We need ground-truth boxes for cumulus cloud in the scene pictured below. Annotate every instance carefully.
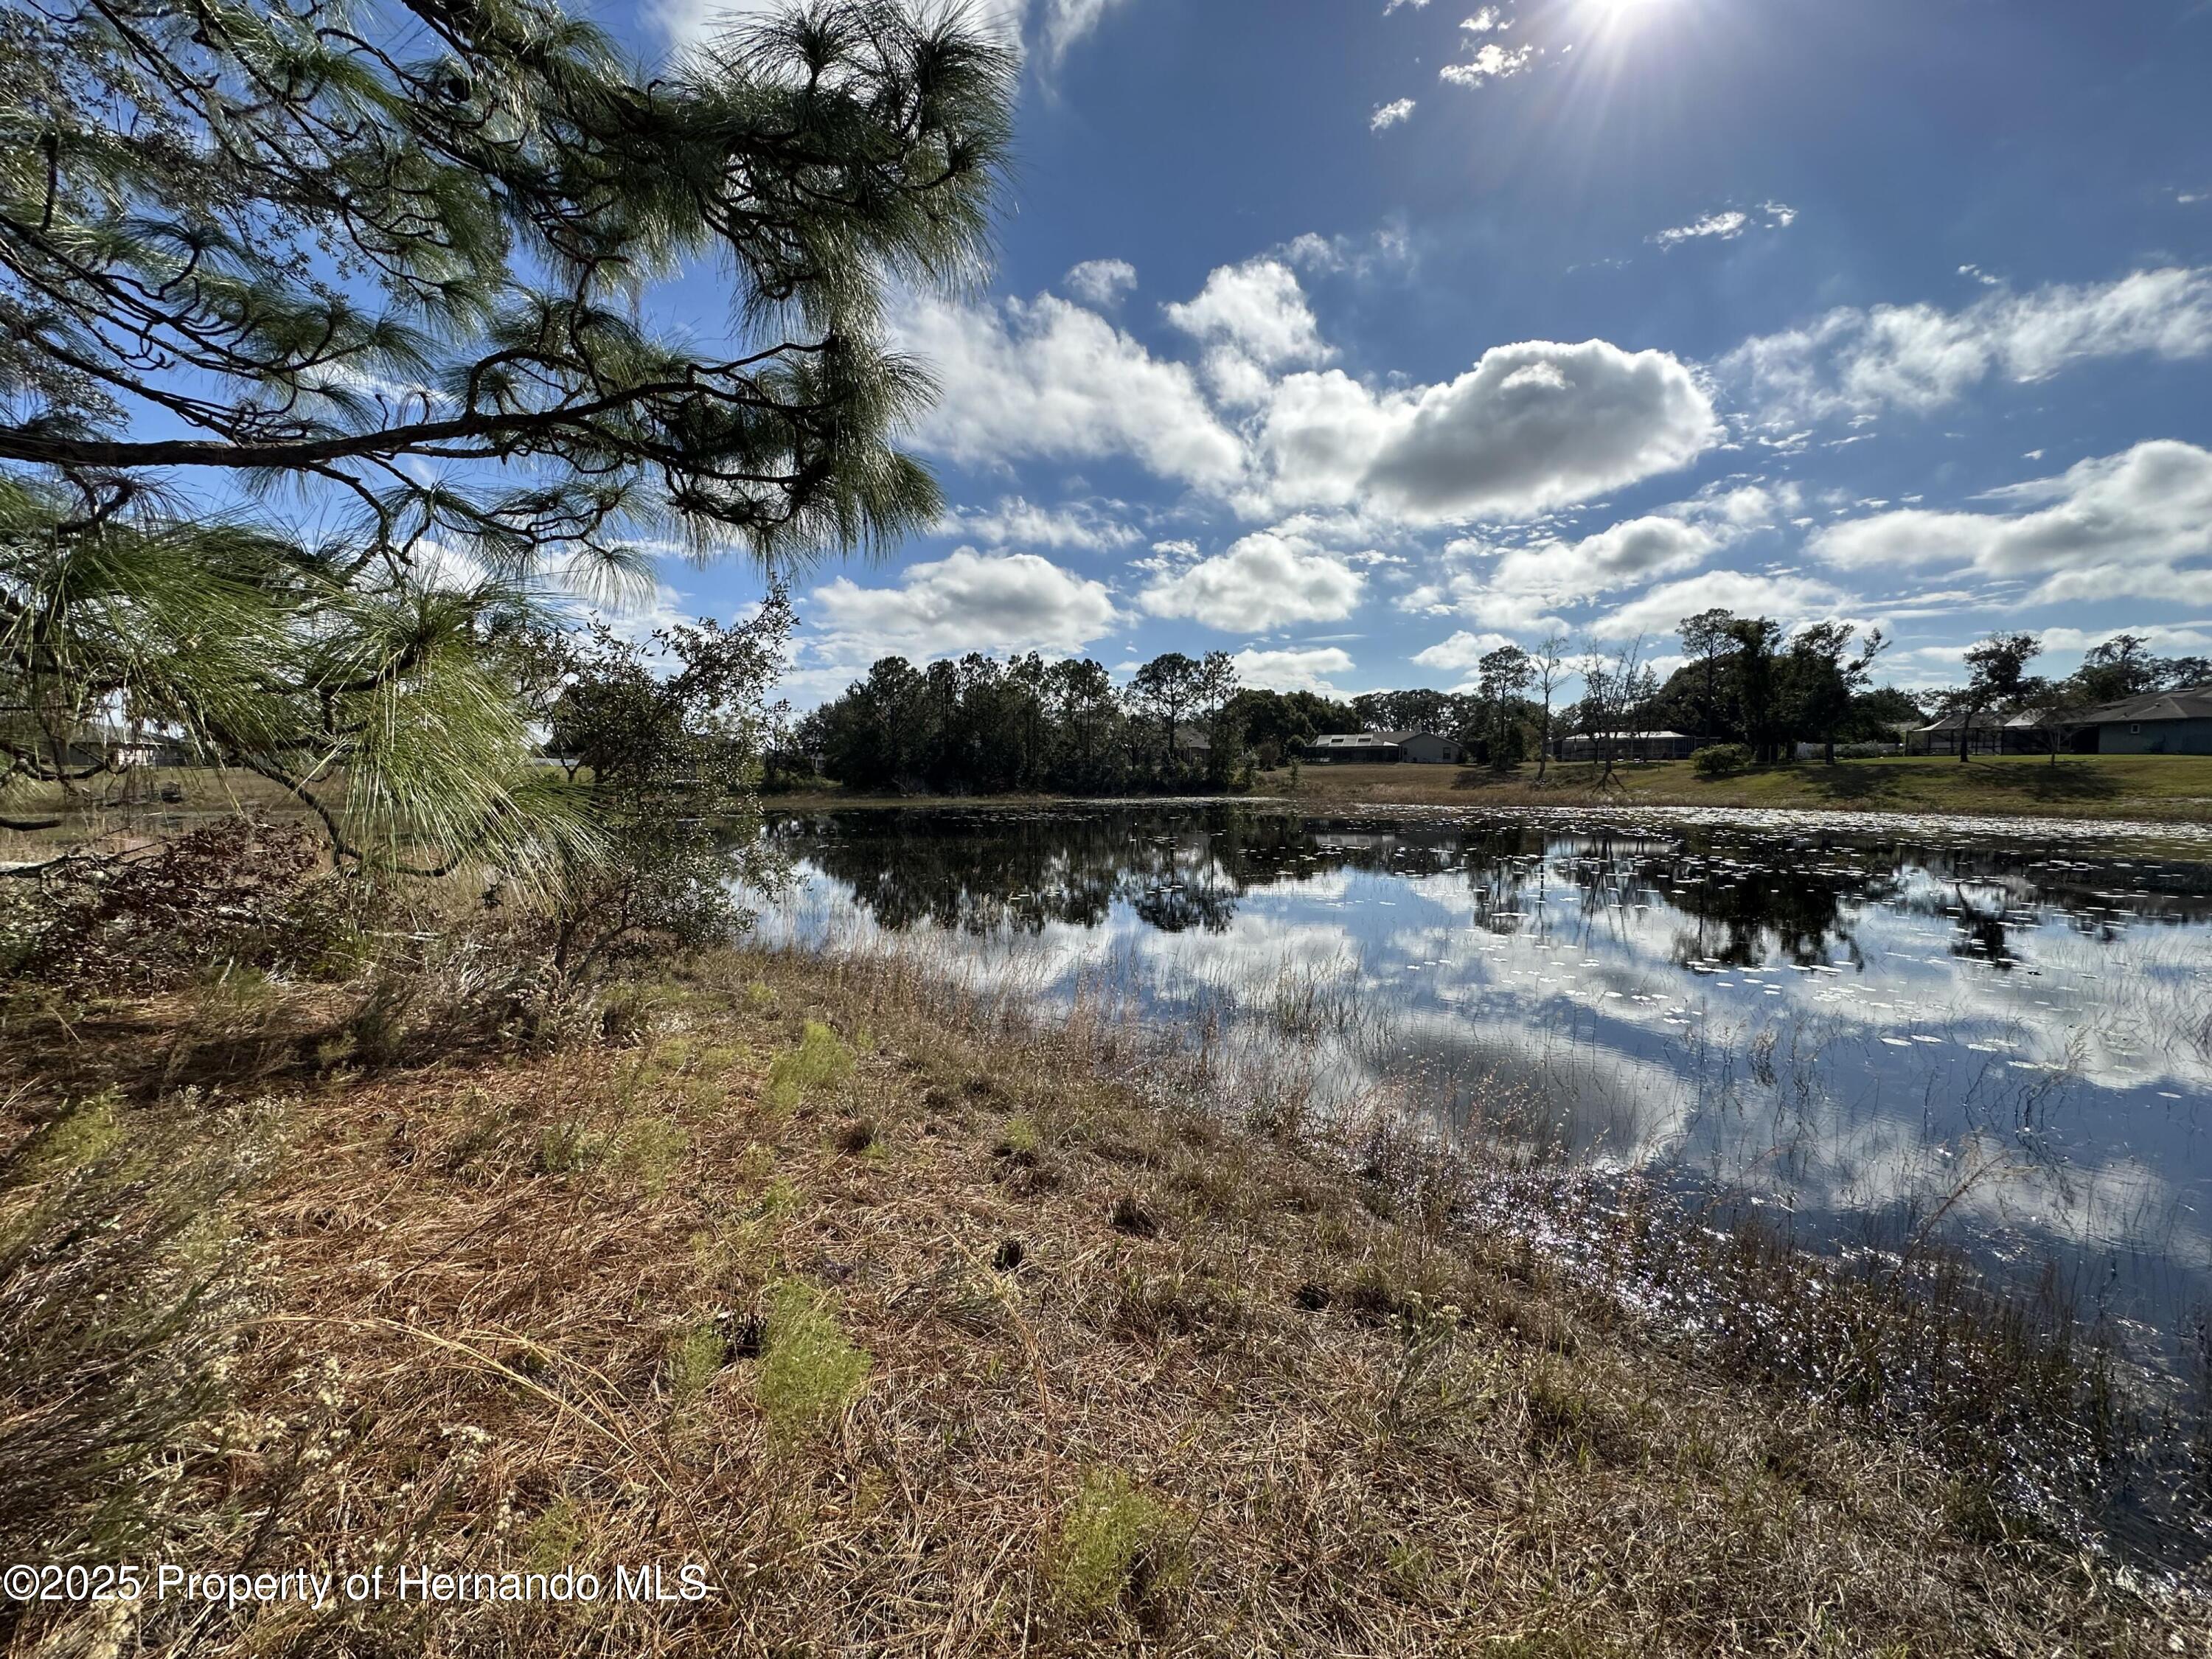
[1809,440,2212,605]
[1461,6,1508,30]
[1062,258,1138,306]
[1137,532,1367,630]
[1228,647,1358,694]
[1439,41,1535,85]
[895,290,1245,487]
[1164,259,1333,369]
[1252,340,1717,521]
[1404,515,1720,637]
[1723,267,2212,426]
[810,549,1118,658]
[939,495,1141,552]
[1411,630,1520,670]
[1371,97,1418,131]
[902,277,1712,529]
[1590,570,1856,640]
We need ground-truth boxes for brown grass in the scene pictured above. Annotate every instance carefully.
[0,949,2194,1655]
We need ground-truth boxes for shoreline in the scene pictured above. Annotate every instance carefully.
[758,753,2212,830]
[3,939,2197,1652]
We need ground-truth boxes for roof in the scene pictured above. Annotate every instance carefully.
[2081,684,2212,725]
[1307,730,1458,748]
[1565,731,1691,741]
[1307,731,1401,748]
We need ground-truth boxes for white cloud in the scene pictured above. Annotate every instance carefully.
[1461,7,1508,30]
[2034,622,2212,655]
[1062,258,1138,306]
[1590,570,1856,640]
[906,284,1712,531]
[940,495,1141,552]
[1138,532,1367,630]
[1651,203,1796,249]
[1228,647,1357,694]
[1252,340,1717,522]
[1164,259,1333,370]
[1406,515,1719,638]
[1809,440,2212,605]
[1439,41,1535,85]
[1490,515,1719,600]
[1657,211,1750,247]
[1371,97,1418,131]
[896,290,1245,488]
[810,549,1118,658]
[1033,0,1135,64]
[1724,267,2212,425]
[1384,0,1430,12]
[1412,630,1519,670]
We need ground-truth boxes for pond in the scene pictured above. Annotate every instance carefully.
[754,802,2212,1566]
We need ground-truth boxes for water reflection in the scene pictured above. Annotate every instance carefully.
[759,804,2212,1344]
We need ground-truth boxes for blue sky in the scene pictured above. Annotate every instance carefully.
[618,0,2212,703]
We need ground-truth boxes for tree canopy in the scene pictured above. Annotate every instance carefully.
[1,0,1015,867]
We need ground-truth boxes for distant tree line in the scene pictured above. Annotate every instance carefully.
[788,652,1251,795]
[780,619,2210,798]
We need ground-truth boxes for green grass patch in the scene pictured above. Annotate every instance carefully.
[764,1020,855,1114]
[1050,1467,1186,1624]
[756,1279,870,1441]
[666,1321,726,1410]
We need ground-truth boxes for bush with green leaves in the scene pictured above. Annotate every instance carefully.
[1693,743,1756,778]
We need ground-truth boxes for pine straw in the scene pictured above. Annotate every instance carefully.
[3,951,2195,1656]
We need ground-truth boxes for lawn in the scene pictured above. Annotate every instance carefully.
[1265,753,2212,823]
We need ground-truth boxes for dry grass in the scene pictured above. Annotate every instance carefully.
[0,949,2195,1655]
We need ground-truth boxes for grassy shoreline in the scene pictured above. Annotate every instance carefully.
[760,753,2212,825]
[1,942,2192,1654]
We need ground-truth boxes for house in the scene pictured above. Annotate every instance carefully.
[1905,711,2008,757]
[55,722,191,770]
[1554,730,1697,762]
[1300,730,1467,765]
[2078,684,2212,755]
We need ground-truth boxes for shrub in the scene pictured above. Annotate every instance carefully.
[1692,743,1755,778]
[1051,1468,1186,1623]
[763,1021,855,1113]
[755,1280,869,1441]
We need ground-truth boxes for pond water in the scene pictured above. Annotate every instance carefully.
[756,802,2212,1557]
